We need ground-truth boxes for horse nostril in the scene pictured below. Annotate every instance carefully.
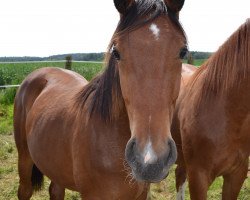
[125,138,137,164]
[125,137,177,182]
[165,139,177,166]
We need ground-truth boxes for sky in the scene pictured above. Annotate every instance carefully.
[0,0,249,57]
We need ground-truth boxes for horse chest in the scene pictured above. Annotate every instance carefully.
[76,122,129,173]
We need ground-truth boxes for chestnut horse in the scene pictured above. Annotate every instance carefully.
[181,63,197,87]
[14,0,187,199]
[172,19,250,200]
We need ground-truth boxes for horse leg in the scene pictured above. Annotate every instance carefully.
[187,168,210,200]
[15,125,35,200]
[175,163,187,200]
[222,159,248,200]
[17,152,34,200]
[15,115,44,199]
[49,181,65,200]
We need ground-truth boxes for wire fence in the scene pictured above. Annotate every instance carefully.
[0,85,20,89]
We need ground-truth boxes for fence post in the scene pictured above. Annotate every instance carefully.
[65,55,72,70]
[187,52,194,65]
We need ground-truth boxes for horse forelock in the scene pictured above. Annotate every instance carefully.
[186,19,250,105]
[76,0,187,123]
[115,0,186,39]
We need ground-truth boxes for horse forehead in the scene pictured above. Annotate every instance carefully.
[147,18,170,33]
[149,23,160,40]
[127,23,167,45]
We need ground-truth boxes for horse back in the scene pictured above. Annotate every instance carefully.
[15,67,87,112]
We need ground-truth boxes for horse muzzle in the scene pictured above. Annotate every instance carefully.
[125,137,177,183]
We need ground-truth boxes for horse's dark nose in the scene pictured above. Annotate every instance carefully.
[125,138,177,182]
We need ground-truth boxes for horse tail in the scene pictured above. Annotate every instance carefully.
[31,164,44,191]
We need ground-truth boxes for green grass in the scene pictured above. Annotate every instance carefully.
[0,60,203,89]
[193,59,206,66]
[0,62,103,86]
[0,134,81,200]
[183,59,206,66]
[0,104,13,135]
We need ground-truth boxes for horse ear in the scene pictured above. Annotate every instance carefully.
[164,0,185,13]
[113,0,133,14]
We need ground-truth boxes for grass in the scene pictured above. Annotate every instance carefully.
[0,62,103,85]
[0,104,13,135]
[0,59,204,86]
[183,59,206,66]
[0,134,81,200]
[192,59,206,66]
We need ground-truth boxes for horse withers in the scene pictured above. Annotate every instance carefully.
[14,0,187,199]
[172,19,250,200]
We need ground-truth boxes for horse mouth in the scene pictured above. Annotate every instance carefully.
[131,167,170,183]
[127,151,174,183]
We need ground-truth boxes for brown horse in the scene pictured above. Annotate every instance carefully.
[181,63,197,87]
[14,0,187,199]
[172,19,250,200]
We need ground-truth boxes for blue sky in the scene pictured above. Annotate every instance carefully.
[0,0,249,57]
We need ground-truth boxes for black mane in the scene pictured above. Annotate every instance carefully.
[77,0,186,122]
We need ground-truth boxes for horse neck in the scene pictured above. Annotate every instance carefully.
[113,108,131,135]
[226,79,250,113]
[197,66,250,127]
[84,92,131,137]
[87,105,132,153]
[188,52,250,108]
[195,20,250,107]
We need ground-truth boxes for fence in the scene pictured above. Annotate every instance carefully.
[0,85,20,89]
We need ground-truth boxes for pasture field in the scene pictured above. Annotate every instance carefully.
[0,61,103,86]
[0,59,203,86]
[0,60,249,199]
[192,59,205,66]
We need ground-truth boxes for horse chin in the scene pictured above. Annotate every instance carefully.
[128,157,172,183]
[131,168,169,183]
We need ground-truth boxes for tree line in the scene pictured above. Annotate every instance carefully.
[0,51,212,62]
[0,53,104,62]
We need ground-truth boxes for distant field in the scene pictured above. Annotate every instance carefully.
[0,60,249,199]
[0,61,103,86]
[0,61,103,105]
[182,59,205,66]
[192,59,206,66]
[0,59,203,86]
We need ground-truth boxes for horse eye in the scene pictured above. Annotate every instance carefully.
[112,48,121,60]
[179,46,188,59]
